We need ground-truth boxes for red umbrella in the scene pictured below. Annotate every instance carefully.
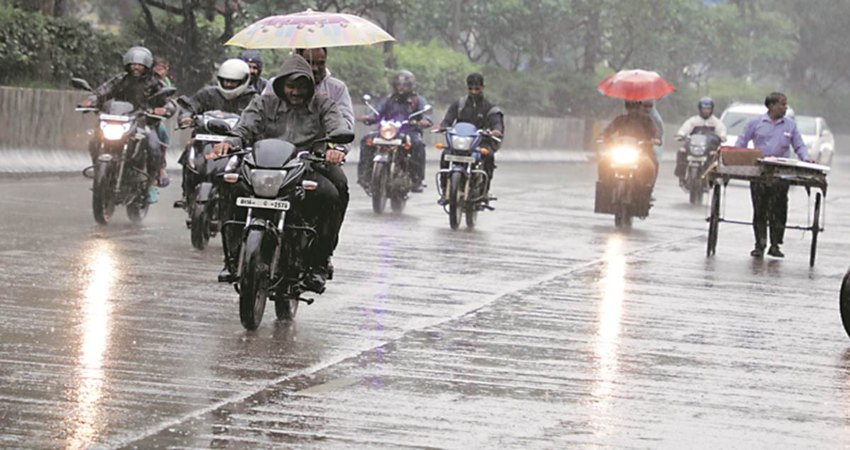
[597,69,675,101]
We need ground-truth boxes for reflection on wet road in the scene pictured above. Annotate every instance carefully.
[2,160,850,448]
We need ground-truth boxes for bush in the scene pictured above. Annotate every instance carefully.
[394,41,481,105]
[0,6,127,88]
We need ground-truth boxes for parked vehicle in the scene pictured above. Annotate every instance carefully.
[720,102,795,150]
[176,96,241,249]
[435,122,498,230]
[795,115,835,166]
[224,131,354,330]
[72,77,175,225]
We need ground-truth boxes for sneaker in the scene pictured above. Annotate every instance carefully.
[218,266,236,283]
[767,245,785,258]
[750,247,765,258]
[173,198,186,209]
[302,268,327,294]
[147,187,159,204]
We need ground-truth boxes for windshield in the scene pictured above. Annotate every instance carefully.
[795,116,817,135]
[722,112,759,135]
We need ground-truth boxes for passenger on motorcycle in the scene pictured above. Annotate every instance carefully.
[212,54,349,292]
[357,70,433,192]
[152,56,174,186]
[173,58,257,208]
[674,97,727,183]
[239,50,269,95]
[436,72,504,192]
[78,46,175,204]
[598,100,661,203]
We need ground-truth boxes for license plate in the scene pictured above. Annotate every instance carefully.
[194,134,228,142]
[373,138,402,145]
[236,197,290,210]
[444,154,474,163]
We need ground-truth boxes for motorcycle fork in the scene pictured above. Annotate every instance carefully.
[114,143,131,194]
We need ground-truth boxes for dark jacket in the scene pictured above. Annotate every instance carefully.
[92,72,171,111]
[178,85,257,121]
[229,55,347,150]
[440,95,504,133]
[601,112,660,144]
[365,92,433,135]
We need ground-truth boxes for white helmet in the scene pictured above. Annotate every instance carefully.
[216,59,251,100]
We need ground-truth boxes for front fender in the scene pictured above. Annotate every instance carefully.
[196,182,214,202]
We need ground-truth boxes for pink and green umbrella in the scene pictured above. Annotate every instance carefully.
[225,9,395,49]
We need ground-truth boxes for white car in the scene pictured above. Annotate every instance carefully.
[795,115,835,166]
[719,102,833,166]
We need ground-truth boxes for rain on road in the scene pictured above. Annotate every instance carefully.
[2,159,850,448]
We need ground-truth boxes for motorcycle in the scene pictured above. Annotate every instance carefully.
[434,122,499,230]
[594,136,652,229]
[361,94,431,213]
[72,77,175,225]
[222,130,354,331]
[176,96,241,250]
[680,129,721,206]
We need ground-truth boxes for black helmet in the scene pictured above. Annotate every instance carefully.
[698,96,714,118]
[123,46,153,70]
[391,70,415,94]
[239,50,263,72]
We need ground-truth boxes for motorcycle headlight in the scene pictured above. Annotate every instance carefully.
[379,123,399,140]
[450,136,474,150]
[690,145,707,156]
[609,146,640,166]
[250,169,287,198]
[100,121,131,141]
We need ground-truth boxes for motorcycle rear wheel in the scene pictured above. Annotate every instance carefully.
[239,229,268,331]
[274,292,299,321]
[126,190,148,224]
[840,268,850,339]
[448,172,463,230]
[92,164,115,225]
[390,194,406,213]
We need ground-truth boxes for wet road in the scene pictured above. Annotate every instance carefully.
[2,159,850,448]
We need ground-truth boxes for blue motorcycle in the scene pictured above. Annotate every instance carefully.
[435,122,499,230]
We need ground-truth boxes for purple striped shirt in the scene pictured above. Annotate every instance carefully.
[735,114,809,160]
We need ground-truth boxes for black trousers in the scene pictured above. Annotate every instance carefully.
[750,180,790,248]
[311,162,348,254]
[358,133,425,183]
[221,166,340,271]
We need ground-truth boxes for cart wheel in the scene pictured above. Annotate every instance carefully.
[706,184,721,257]
[810,192,821,267]
[840,268,850,338]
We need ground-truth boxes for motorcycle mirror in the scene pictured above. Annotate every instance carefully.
[176,95,195,112]
[70,77,93,92]
[362,94,372,103]
[328,129,355,144]
[409,104,432,118]
[150,87,177,102]
[206,119,233,135]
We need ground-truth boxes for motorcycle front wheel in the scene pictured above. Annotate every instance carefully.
[840,268,850,338]
[190,198,211,250]
[448,171,463,230]
[688,166,702,205]
[371,162,388,214]
[92,163,115,225]
[239,229,269,331]
[613,180,632,230]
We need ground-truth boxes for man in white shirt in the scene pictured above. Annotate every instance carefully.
[674,97,727,181]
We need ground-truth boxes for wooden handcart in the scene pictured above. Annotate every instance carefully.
[705,149,829,266]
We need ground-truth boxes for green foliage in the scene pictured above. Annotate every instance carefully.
[394,41,480,105]
[0,6,127,87]
[324,46,387,100]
